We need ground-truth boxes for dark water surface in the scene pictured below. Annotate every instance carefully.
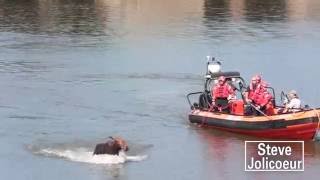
[1,0,320,179]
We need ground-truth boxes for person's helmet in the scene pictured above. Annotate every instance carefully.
[218,76,226,82]
[252,74,261,82]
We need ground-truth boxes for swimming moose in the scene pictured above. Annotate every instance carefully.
[93,137,129,155]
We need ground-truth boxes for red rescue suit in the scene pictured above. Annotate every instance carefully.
[248,81,272,107]
[212,83,235,100]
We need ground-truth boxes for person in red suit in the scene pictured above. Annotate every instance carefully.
[245,75,273,115]
[211,76,235,112]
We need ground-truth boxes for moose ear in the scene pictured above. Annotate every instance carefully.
[108,136,114,140]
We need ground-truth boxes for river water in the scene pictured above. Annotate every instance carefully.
[1,0,320,179]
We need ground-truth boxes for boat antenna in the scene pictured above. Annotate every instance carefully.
[206,56,211,75]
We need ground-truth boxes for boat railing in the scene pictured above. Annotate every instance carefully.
[186,91,203,109]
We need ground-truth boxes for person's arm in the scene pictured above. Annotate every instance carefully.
[283,100,295,113]
[243,86,252,103]
[286,101,294,109]
[227,85,236,100]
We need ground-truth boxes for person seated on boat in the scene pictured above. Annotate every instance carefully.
[244,75,273,116]
[210,76,236,113]
[282,90,301,113]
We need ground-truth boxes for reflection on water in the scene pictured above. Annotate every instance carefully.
[0,0,110,36]
[0,0,319,51]
[0,0,319,38]
[0,0,41,33]
[244,0,287,22]
[196,127,320,180]
[1,0,320,180]
[202,0,302,40]
[204,0,230,23]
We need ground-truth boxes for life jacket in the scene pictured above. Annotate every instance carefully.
[249,82,272,106]
[212,83,233,100]
[255,92,272,106]
[249,81,267,95]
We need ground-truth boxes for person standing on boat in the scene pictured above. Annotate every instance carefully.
[245,75,273,115]
[211,76,235,112]
[282,90,301,113]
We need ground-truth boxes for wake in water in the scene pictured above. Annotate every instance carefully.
[32,147,148,165]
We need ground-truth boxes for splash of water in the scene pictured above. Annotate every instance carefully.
[36,147,147,164]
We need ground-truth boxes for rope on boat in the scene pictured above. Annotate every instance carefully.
[313,109,320,141]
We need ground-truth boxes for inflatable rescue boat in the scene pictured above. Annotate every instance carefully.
[187,57,320,140]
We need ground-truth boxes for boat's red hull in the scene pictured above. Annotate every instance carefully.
[200,122,318,140]
[189,109,320,140]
